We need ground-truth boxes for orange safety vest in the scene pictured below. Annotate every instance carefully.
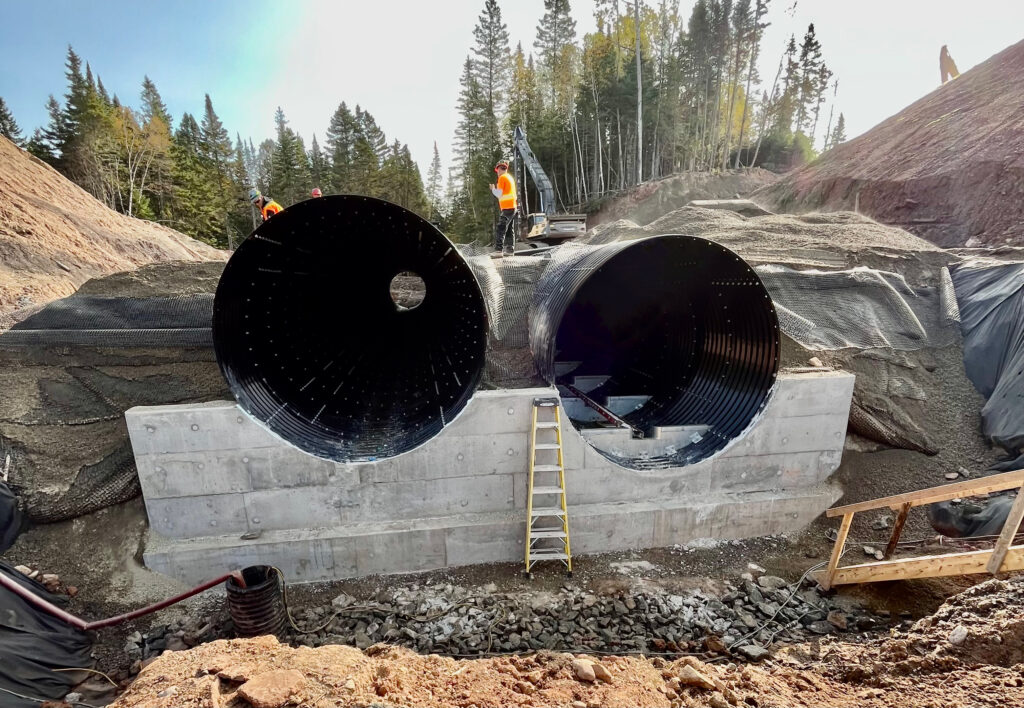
[261,200,283,221]
[497,173,517,210]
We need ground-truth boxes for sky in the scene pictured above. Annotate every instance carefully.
[2,1,1022,183]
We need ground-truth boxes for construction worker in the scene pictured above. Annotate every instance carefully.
[490,160,517,254]
[940,45,960,84]
[250,189,283,222]
[311,187,323,198]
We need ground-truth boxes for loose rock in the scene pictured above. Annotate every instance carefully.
[949,625,968,646]
[677,665,716,690]
[238,669,306,708]
[736,644,769,661]
[571,658,596,682]
[591,662,613,683]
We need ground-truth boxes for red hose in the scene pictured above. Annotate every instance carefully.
[0,569,245,631]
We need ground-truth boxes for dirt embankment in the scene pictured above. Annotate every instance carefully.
[754,39,1024,248]
[112,576,1024,708]
[0,135,225,320]
[588,169,779,228]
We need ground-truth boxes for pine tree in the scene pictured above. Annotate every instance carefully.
[828,112,846,149]
[229,136,256,239]
[199,94,233,172]
[140,76,172,126]
[96,76,111,106]
[534,0,578,108]
[355,106,388,163]
[269,107,310,205]
[507,43,541,133]
[171,112,224,245]
[325,101,359,191]
[60,46,120,207]
[309,134,329,193]
[425,141,443,219]
[471,0,511,149]
[451,56,492,240]
[0,97,24,146]
[26,95,66,164]
[795,23,822,134]
[139,77,174,220]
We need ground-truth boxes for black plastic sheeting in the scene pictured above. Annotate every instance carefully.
[0,561,93,707]
[214,196,488,462]
[951,260,1024,455]
[530,235,780,468]
[0,481,24,553]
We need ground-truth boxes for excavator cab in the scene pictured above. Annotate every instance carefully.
[513,127,587,246]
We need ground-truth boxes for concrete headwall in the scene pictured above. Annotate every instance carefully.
[128,370,854,584]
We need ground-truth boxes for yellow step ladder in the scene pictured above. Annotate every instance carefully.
[525,397,572,577]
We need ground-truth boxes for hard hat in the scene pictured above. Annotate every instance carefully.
[494,160,509,171]
[249,188,261,203]
[311,188,323,197]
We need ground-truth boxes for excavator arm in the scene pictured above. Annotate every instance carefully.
[512,126,587,244]
[513,126,556,216]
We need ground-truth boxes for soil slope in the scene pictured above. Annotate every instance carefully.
[754,39,1024,248]
[589,168,778,227]
[0,136,225,318]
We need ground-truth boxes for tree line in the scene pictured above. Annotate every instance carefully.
[441,0,847,242]
[0,47,428,249]
[0,1,852,249]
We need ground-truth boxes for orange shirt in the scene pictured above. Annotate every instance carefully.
[497,173,517,210]
[261,200,283,221]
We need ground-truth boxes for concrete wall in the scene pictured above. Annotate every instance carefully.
[129,371,854,584]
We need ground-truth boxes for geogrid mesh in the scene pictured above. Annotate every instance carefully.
[754,265,959,351]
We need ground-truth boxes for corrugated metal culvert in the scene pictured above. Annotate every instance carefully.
[530,235,780,469]
[213,196,488,462]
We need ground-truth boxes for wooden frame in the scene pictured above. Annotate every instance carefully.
[815,469,1024,589]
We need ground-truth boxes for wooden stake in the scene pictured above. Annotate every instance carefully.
[822,512,853,591]
[986,488,1024,574]
[884,503,911,560]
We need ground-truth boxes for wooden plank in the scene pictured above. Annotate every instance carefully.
[821,512,853,591]
[883,502,911,560]
[825,469,1024,517]
[813,545,1024,586]
[986,489,1024,574]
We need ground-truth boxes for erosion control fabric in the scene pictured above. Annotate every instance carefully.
[952,259,1024,454]
[0,561,93,707]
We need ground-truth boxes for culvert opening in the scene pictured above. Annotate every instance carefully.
[213,195,488,462]
[530,235,779,469]
[390,271,427,310]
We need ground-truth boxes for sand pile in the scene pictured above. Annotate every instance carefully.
[0,136,225,320]
[753,39,1024,248]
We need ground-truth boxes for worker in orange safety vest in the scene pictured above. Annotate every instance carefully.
[490,160,517,255]
[250,189,283,222]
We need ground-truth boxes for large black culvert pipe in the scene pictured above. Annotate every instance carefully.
[530,235,779,468]
[213,196,488,462]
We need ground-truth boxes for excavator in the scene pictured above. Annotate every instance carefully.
[512,126,587,247]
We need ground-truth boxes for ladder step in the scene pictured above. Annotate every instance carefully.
[534,443,561,450]
[536,422,560,429]
[533,465,562,472]
[531,486,564,495]
[531,507,565,517]
[529,530,568,539]
[529,551,569,560]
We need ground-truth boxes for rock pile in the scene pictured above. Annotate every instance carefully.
[283,572,883,660]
